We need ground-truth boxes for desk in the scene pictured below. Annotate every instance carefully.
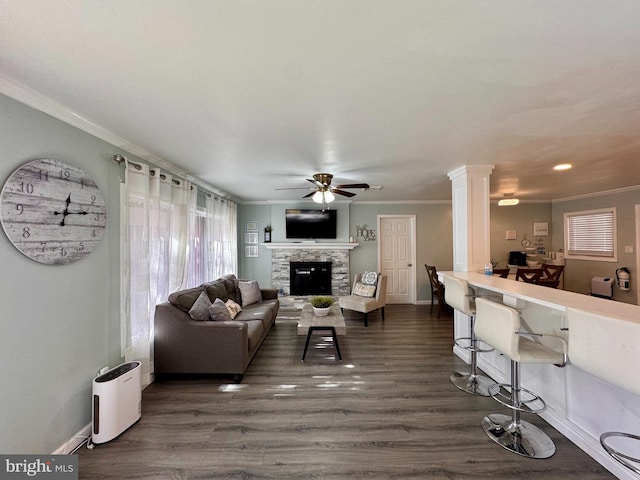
[439,271,640,479]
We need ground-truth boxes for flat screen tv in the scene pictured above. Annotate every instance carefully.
[285,209,337,239]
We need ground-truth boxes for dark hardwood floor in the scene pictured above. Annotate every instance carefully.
[78,305,614,479]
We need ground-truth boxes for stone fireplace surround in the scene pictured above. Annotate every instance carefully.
[266,243,357,309]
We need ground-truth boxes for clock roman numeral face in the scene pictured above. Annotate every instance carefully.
[0,159,107,265]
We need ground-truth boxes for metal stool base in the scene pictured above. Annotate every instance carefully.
[450,371,493,396]
[600,431,640,475]
[482,413,556,459]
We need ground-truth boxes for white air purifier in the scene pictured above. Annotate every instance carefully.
[92,361,142,444]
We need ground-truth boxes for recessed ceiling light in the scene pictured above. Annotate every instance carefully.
[553,163,573,171]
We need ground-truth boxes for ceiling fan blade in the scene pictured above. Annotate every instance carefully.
[334,183,370,189]
[302,191,316,198]
[275,187,315,190]
[331,188,356,197]
[307,178,323,187]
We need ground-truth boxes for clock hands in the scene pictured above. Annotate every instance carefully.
[53,194,88,226]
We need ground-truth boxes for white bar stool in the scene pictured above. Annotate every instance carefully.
[445,276,494,396]
[567,308,640,475]
[474,297,567,459]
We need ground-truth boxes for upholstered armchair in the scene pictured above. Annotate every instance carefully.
[339,272,387,327]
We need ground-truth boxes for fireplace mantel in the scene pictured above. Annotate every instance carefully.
[262,242,358,250]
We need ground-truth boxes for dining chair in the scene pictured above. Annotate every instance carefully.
[425,264,446,318]
[492,268,510,278]
[537,264,564,288]
[515,268,543,284]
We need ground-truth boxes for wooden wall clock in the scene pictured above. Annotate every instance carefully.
[0,158,107,265]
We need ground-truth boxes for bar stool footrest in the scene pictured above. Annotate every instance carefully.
[600,431,640,475]
[453,336,495,353]
[488,383,546,414]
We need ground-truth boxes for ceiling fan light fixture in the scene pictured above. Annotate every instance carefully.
[498,193,520,206]
[312,189,335,204]
[312,191,324,203]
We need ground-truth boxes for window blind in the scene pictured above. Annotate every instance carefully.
[566,209,615,257]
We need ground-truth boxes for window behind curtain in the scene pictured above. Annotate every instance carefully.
[564,208,617,261]
[185,208,207,287]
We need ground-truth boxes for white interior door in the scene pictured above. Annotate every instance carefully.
[379,215,416,304]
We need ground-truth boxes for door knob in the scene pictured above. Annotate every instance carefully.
[408,263,413,267]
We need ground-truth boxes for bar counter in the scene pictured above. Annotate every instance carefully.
[439,271,640,479]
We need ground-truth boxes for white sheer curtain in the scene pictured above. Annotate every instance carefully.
[120,161,196,387]
[204,195,238,279]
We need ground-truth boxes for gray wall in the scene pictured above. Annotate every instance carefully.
[490,202,553,268]
[238,201,454,303]
[0,94,127,453]
[552,189,640,303]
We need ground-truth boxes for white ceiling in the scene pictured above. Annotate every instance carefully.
[2,1,640,203]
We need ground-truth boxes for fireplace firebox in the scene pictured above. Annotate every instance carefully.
[290,262,332,295]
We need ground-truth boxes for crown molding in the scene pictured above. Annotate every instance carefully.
[552,184,640,203]
[0,73,237,201]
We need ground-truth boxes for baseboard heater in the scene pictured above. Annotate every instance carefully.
[92,361,142,444]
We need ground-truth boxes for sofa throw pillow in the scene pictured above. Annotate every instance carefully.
[361,271,378,285]
[208,298,232,322]
[169,286,206,312]
[188,291,212,321]
[225,299,242,319]
[239,280,262,306]
[220,274,241,304]
[353,281,376,298]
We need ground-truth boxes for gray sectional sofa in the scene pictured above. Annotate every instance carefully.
[154,274,279,381]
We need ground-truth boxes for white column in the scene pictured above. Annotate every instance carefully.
[447,165,494,273]
[447,165,494,365]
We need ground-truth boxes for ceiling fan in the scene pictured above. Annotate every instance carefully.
[277,173,370,203]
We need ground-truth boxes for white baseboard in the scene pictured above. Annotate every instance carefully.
[53,423,91,455]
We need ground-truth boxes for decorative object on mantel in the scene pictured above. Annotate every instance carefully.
[310,296,334,316]
[356,224,376,241]
[264,225,272,243]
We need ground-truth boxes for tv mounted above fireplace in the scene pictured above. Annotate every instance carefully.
[285,209,337,239]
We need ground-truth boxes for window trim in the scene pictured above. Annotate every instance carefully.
[564,207,617,262]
